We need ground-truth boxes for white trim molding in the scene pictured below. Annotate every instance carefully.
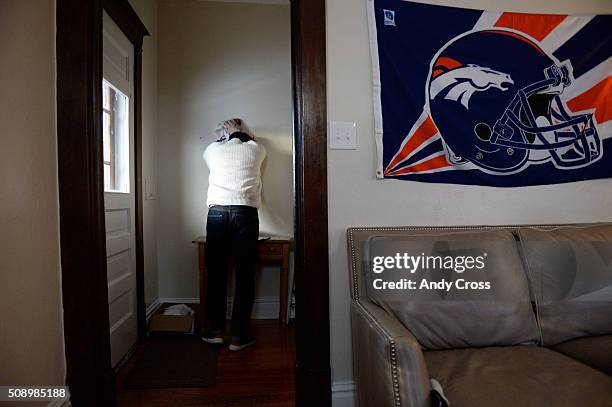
[158,297,200,304]
[157,296,280,320]
[332,381,355,407]
[227,296,279,319]
[146,298,161,321]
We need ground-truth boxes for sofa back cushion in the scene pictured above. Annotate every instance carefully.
[518,225,612,346]
[362,229,540,350]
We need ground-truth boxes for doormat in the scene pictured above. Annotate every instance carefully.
[121,333,218,389]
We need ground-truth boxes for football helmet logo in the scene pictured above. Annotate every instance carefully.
[430,63,513,110]
[426,29,602,174]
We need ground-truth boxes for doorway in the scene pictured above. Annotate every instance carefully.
[116,1,295,403]
[55,0,329,406]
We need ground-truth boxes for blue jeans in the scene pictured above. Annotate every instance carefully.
[204,205,259,339]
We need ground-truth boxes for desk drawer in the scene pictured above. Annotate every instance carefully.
[261,243,283,256]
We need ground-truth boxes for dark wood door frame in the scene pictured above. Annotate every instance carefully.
[56,0,330,405]
[57,0,148,404]
[291,1,332,406]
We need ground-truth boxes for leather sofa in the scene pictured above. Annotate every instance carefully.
[347,224,612,407]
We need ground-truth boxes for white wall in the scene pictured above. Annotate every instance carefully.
[0,0,66,389]
[157,0,293,300]
[129,0,160,310]
[327,0,612,404]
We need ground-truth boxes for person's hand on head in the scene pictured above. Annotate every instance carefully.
[222,118,243,136]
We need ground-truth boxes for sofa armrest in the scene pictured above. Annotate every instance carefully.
[351,299,431,407]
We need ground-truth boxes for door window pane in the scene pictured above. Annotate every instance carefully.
[103,111,112,163]
[104,164,112,191]
[102,80,130,193]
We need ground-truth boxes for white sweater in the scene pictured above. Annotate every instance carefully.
[203,138,266,208]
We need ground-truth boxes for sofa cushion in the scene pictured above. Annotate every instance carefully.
[518,225,612,346]
[553,335,612,376]
[363,229,540,350]
[424,346,612,407]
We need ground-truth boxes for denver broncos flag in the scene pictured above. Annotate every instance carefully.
[369,0,612,186]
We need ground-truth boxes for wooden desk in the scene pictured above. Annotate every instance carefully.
[192,236,294,331]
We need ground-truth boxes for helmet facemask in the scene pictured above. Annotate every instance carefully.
[490,64,602,169]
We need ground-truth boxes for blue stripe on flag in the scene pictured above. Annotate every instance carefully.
[553,15,612,78]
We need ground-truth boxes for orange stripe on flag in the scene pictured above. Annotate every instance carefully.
[386,154,449,176]
[385,116,439,173]
[567,76,612,124]
[494,13,566,42]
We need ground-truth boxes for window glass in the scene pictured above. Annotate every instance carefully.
[103,111,112,163]
[102,80,130,193]
[104,164,112,191]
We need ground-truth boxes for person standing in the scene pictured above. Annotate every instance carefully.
[201,118,266,351]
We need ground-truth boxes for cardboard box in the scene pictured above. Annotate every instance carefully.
[149,314,194,333]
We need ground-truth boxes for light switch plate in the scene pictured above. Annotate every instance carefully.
[329,121,357,150]
[145,178,158,200]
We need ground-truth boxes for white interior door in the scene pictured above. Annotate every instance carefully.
[102,11,137,368]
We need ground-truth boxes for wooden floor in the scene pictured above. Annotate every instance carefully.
[116,320,296,407]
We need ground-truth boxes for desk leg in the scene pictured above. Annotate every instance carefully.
[198,243,207,335]
[279,244,289,325]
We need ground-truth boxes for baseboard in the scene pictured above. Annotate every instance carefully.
[332,381,355,407]
[146,298,161,321]
[158,297,280,319]
[227,296,279,319]
[158,297,200,304]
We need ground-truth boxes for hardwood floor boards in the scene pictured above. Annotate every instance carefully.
[116,319,295,407]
